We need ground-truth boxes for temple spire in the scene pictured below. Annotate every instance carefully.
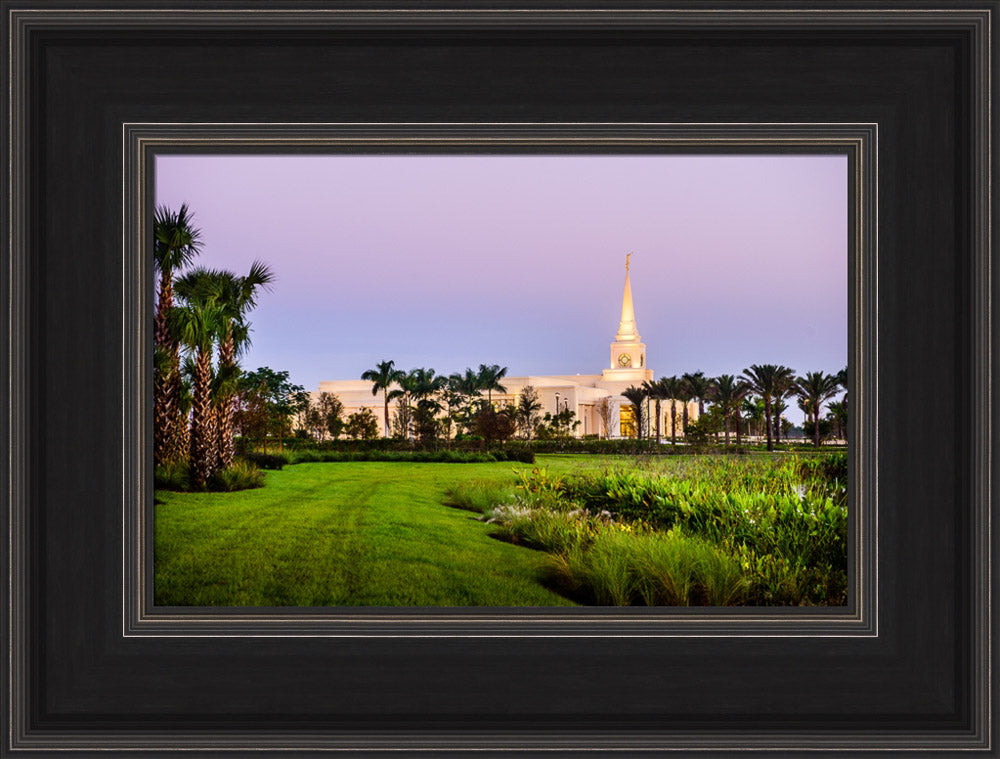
[615,253,640,343]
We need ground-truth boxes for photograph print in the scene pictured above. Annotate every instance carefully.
[152,153,848,608]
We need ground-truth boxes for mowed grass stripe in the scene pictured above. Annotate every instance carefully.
[154,460,579,606]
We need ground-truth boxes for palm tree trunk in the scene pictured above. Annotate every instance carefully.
[734,407,742,447]
[154,272,174,347]
[383,388,390,438]
[814,405,821,448]
[154,363,177,465]
[154,274,179,466]
[763,398,773,452]
[166,366,187,462]
[670,403,677,446]
[724,409,731,445]
[190,348,214,489]
[215,333,237,470]
[654,399,661,444]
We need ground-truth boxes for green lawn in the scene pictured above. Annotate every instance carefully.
[155,454,620,606]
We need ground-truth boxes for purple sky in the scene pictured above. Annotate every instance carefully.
[156,154,847,422]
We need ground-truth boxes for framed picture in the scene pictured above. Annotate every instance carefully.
[3,3,994,755]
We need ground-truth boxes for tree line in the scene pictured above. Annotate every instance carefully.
[293,361,578,447]
[621,366,847,451]
[299,361,845,451]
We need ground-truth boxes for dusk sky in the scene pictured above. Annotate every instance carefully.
[156,154,847,423]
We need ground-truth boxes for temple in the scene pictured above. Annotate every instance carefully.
[314,256,697,439]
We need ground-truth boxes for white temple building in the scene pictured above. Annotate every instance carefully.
[314,257,697,439]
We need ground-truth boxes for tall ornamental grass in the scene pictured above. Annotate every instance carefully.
[460,453,848,606]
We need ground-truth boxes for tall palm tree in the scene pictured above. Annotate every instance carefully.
[169,293,224,489]
[742,396,765,439]
[676,377,695,433]
[476,364,508,405]
[361,360,405,438]
[659,375,684,446]
[402,368,447,444]
[795,371,842,448]
[209,262,274,469]
[152,203,202,465]
[449,368,481,410]
[836,365,848,395]
[642,378,667,444]
[621,385,648,440]
[682,371,712,417]
[408,367,448,401]
[708,374,748,446]
[387,370,424,439]
[827,400,848,440]
[837,365,849,433]
[772,373,795,445]
[516,385,543,440]
[740,364,795,452]
[212,322,246,464]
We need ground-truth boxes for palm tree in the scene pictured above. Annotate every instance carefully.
[659,375,684,446]
[361,360,405,438]
[449,368,482,418]
[387,371,420,440]
[169,293,224,489]
[405,368,448,444]
[742,396,765,439]
[622,385,648,440]
[772,374,795,445]
[682,371,712,417]
[211,324,245,463]
[795,371,842,448]
[476,364,508,405]
[210,262,274,469]
[837,365,849,433]
[708,374,748,446]
[408,367,448,401]
[740,364,795,452]
[642,378,667,444]
[152,203,202,465]
[676,377,695,433]
[516,385,543,440]
[827,400,848,440]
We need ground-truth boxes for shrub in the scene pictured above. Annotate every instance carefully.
[242,452,289,470]
[285,449,504,464]
[207,460,265,492]
[345,408,380,440]
[155,460,190,491]
[491,445,535,464]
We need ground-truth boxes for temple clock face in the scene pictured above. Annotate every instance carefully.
[618,353,632,367]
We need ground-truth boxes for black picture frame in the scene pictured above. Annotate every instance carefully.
[2,3,995,755]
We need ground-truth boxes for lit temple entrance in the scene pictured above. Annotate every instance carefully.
[619,405,636,439]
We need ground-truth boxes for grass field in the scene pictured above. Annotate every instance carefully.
[155,453,844,607]
[155,455,618,606]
